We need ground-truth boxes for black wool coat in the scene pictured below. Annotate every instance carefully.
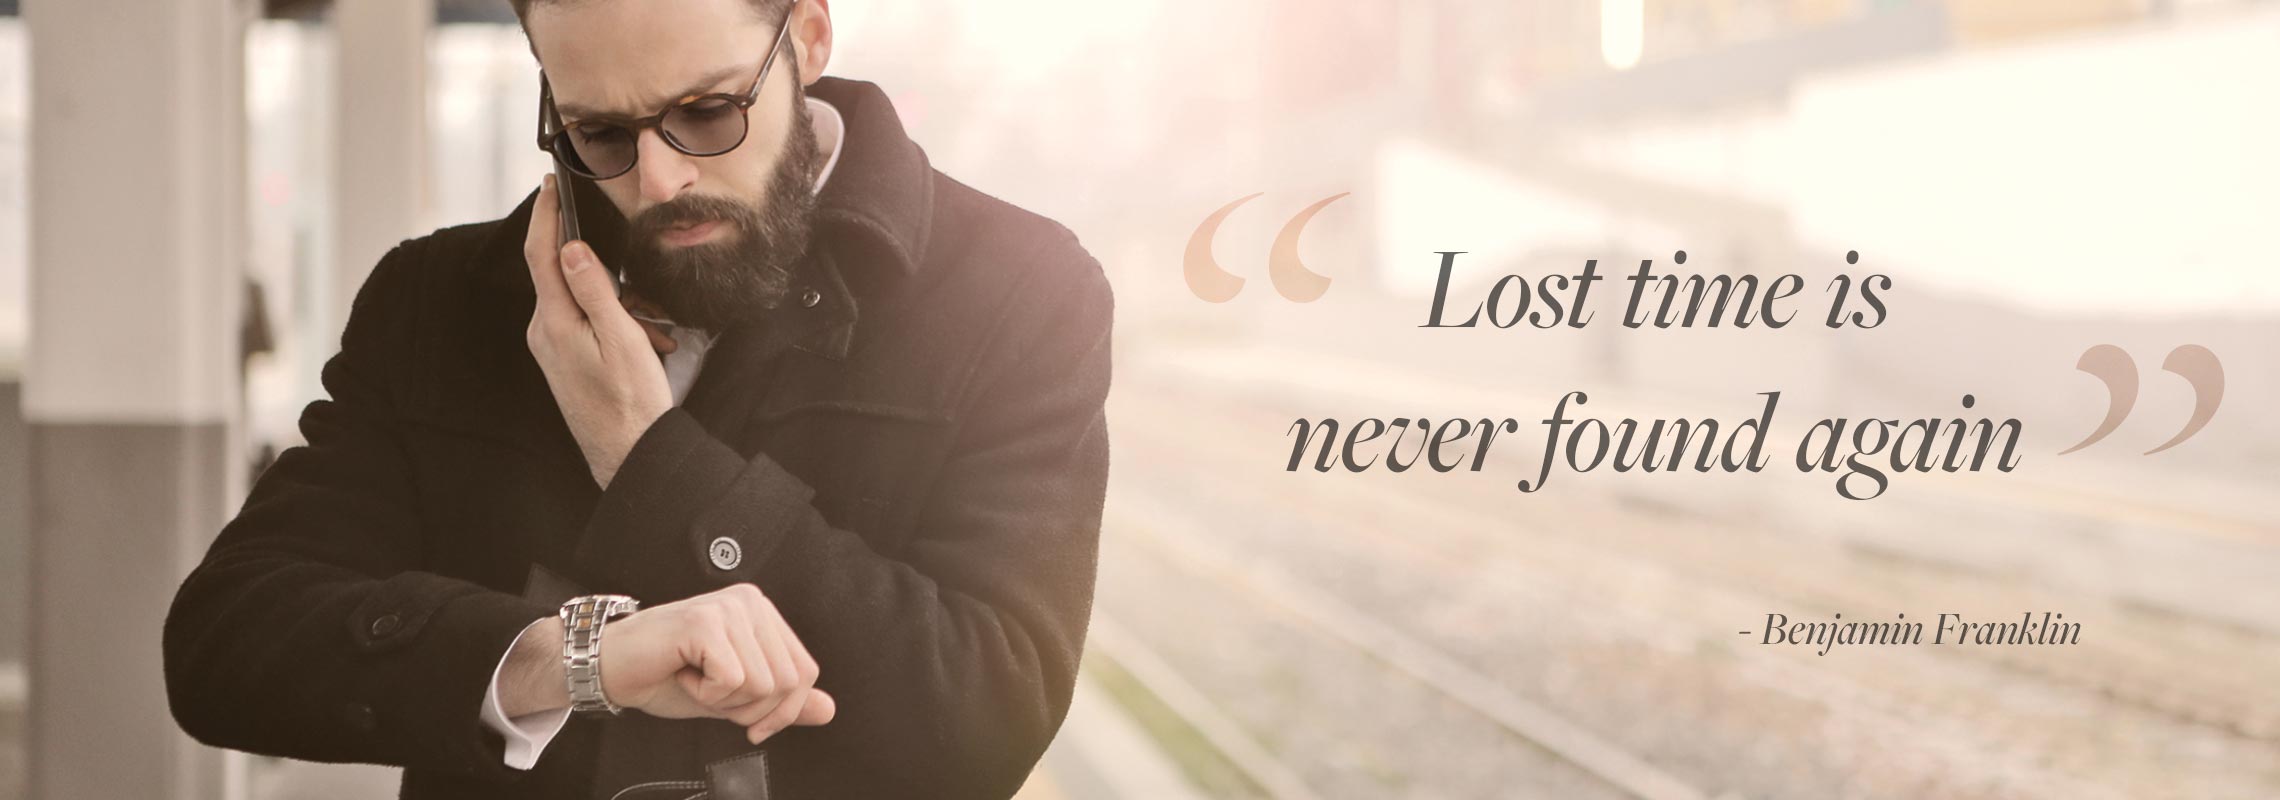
[163,77,1113,800]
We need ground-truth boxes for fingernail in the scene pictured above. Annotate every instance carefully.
[542,173,553,193]
[562,242,591,273]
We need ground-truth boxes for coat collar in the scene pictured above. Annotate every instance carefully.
[474,76,934,311]
[806,76,935,281]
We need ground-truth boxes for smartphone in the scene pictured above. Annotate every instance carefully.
[553,158,584,247]
[552,160,631,296]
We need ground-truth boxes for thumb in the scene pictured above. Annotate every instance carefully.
[794,689,836,726]
[559,241,622,317]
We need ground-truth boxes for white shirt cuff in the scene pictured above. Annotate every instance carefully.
[479,617,572,770]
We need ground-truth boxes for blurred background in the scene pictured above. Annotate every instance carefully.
[4,0,2279,797]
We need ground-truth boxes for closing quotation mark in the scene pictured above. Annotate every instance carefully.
[1183,192,1348,302]
[2058,344,2224,455]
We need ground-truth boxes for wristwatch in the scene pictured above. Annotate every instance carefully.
[560,594,642,715]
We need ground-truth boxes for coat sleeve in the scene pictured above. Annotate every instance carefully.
[162,238,554,783]
[574,246,1114,798]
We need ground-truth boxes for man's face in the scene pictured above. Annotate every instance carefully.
[528,0,823,332]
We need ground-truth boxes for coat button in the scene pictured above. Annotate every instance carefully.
[798,288,822,308]
[708,537,743,570]
[368,614,403,638]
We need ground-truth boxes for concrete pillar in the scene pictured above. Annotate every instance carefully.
[331,0,432,335]
[21,0,251,798]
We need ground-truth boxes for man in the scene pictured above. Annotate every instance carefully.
[162,0,1114,797]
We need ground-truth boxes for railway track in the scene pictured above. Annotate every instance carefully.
[1103,503,1710,800]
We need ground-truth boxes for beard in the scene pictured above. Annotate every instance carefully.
[618,77,823,333]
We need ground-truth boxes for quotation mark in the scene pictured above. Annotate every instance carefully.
[1183,192,1348,303]
[2059,344,2224,455]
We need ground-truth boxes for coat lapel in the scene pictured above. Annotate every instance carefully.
[677,246,861,451]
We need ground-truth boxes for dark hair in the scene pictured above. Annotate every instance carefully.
[508,0,793,27]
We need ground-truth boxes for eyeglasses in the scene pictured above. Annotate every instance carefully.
[535,3,797,181]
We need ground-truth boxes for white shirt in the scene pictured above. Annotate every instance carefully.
[477,95,846,770]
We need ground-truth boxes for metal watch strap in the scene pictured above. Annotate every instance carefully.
[560,594,641,715]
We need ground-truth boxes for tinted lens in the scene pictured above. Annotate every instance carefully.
[563,122,637,178]
[661,97,749,156]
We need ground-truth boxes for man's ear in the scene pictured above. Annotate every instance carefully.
[790,0,833,86]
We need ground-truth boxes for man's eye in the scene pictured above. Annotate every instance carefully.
[679,101,735,121]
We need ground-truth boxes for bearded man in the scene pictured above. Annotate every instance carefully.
[161,1,1114,797]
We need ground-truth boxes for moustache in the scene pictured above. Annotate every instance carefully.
[631,195,754,240]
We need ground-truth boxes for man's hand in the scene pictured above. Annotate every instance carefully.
[600,584,836,743]
[524,174,673,488]
[499,584,836,745]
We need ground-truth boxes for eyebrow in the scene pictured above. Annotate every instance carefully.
[555,63,748,121]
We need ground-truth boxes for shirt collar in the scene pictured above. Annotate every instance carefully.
[807,95,845,194]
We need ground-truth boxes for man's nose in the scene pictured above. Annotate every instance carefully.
[635,128,698,204]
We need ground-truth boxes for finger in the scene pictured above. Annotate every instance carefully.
[742,686,809,745]
[747,600,804,710]
[751,596,818,694]
[735,688,834,742]
[638,318,679,354]
[679,620,747,708]
[719,695,778,729]
[559,241,656,347]
[523,175,575,320]
[621,292,667,319]
[557,240,620,316]
[620,291,678,353]
[715,605,775,713]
